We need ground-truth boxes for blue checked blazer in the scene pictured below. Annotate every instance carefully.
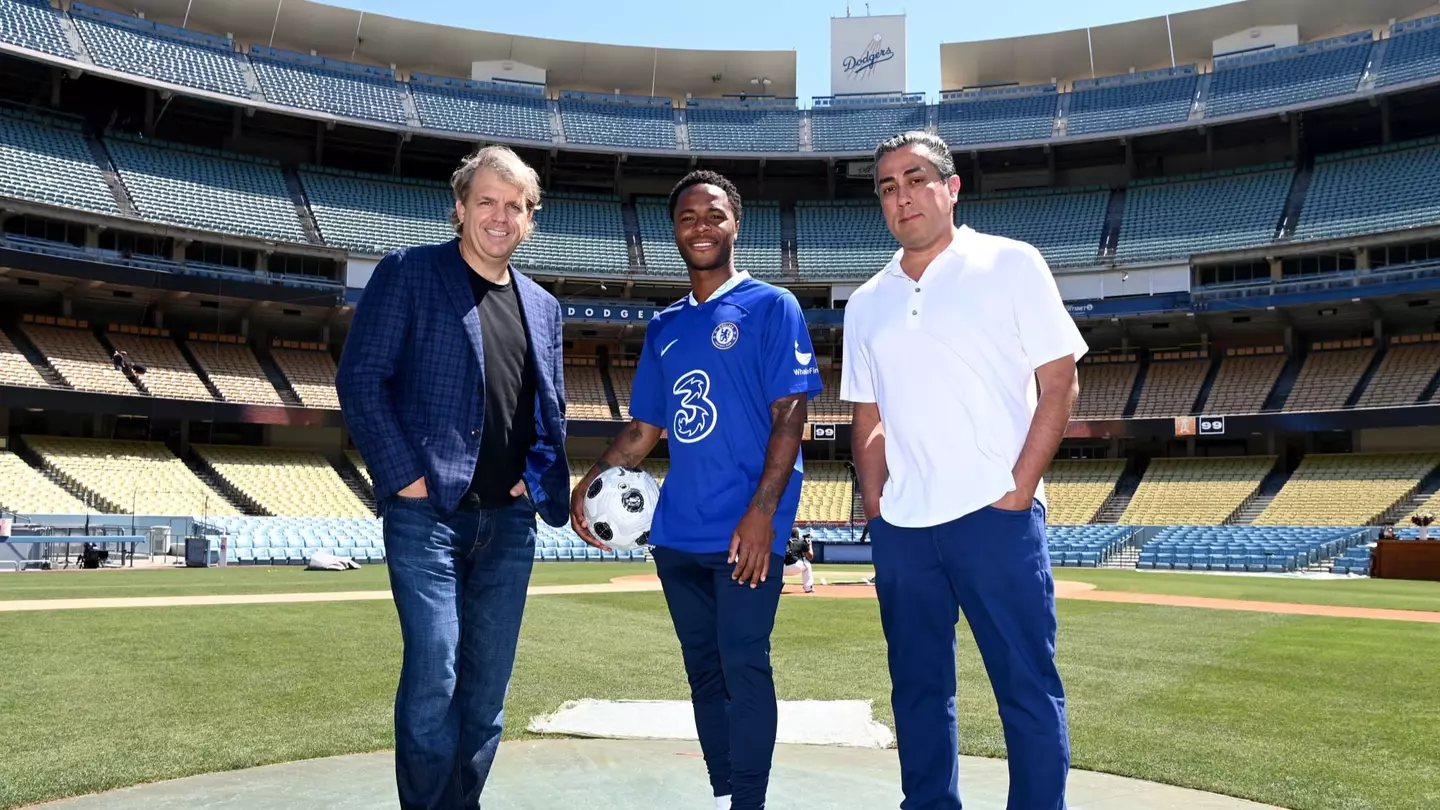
[336,239,570,527]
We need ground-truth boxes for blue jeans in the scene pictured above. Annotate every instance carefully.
[382,494,537,810]
[871,501,1069,810]
[652,546,785,810]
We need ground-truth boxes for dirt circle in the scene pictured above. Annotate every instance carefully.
[610,574,1098,600]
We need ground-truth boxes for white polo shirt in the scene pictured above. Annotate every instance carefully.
[840,226,1089,528]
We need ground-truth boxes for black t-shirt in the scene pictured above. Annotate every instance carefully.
[464,270,537,508]
[784,535,812,566]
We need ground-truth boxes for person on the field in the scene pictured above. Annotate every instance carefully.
[336,144,570,810]
[571,170,822,810]
[784,527,815,593]
[842,131,1086,810]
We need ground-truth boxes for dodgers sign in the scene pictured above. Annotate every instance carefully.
[830,15,907,96]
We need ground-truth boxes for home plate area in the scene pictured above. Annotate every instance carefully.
[33,699,1283,809]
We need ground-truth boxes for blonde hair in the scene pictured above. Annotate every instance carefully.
[449,145,542,235]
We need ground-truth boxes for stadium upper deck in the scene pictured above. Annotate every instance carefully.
[2,0,1440,158]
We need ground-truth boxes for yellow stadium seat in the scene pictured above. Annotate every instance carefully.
[22,436,239,517]
[194,444,370,518]
[1120,456,1276,525]
[1044,459,1124,524]
[1256,452,1440,526]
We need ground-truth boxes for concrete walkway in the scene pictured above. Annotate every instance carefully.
[25,739,1284,810]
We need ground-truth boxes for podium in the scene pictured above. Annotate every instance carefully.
[1371,540,1440,582]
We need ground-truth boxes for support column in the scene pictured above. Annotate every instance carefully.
[1283,325,1295,354]
[51,67,63,107]
[85,227,100,249]
[172,238,189,262]
[1355,247,1370,271]
[1381,96,1392,145]
[144,90,156,137]
[315,121,325,164]
[1270,257,1283,281]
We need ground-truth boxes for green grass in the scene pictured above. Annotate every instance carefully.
[1050,568,1440,613]
[1,593,1437,810]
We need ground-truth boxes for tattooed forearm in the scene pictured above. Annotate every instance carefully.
[751,394,807,516]
[594,419,661,475]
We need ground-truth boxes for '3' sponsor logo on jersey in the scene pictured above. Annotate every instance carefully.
[672,369,718,444]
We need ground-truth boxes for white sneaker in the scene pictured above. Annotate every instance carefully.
[714,796,732,810]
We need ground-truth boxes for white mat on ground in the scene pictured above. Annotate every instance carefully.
[527,699,894,749]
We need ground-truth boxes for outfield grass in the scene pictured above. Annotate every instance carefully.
[1050,567,1440,612]
[0,592,1436,810]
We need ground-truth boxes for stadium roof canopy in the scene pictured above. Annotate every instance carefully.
[98,0,798,100]
[940,0,1440,91]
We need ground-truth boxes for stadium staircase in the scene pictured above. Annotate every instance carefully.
[1095,472,1140,524]
[1358,38,1390,92]
[1100,533,1143,569]
[1189,73,1212,120]
[621,203,645,271]
[177,340,226,401]
[334,455,377,516]
[255,350,302,407]
[1097,188,1126,262]
[1226,464,1290,525]
[780,205,799,275]
[13,436,100,510]
[1121,355,1149,418]
[1191,353,1225,414]
[1420,363,1440,403]
[57,11,91,63]
[93,330,147,395]
[1376,464,1440,525]
[3,323,70,389]
[182,448,264,516]
[82,131,138,218]
[1275,158,1314,241]
[281,169,325,245]
[1345,344,1390,408]
[1262,348,1306,411]
[596,346,623,419]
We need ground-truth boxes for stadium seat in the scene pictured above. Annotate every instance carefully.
[69,3,249,98]
[810,102,926,152]
[0,329,48,389]
[953,188,1108,269]
[938,90,1057,145]
[563,358,614,420]
[1204,347,1287,415]
[1066,71,1196,136]
[794,200,896,279]
[1043,460,1124,525]
[0,448,87,514]
[559,97,676,150]
[796,462,853,523]
[186,338,283,405]
[1377,20,1440,89]
[1132,351,1209,418]
[0,0,73,58]
[1355,335,1440,408]
[270,346,340,409]
[1206,36,1371,119]
[22,435,238,517]
[1256,452,1440,526]
[806,369,851,425]
[1120,456,1276,526]
[250,46,408,125]
[106,329,213,401]
[194,445,371,518]
[1072,354,1137,420]
[1293,140,1440,243]
[686,102,799,152]
[105,134,307,243]
[1140,525,1364,573]
[1283,339,1375,412]
[1046,525,1133,567]
[0,108,117,215]
[411,78,552,142]
[1115,164,1293,263]
[21,319,138,396]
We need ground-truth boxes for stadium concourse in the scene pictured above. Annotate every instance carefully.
[2,0,1440,807]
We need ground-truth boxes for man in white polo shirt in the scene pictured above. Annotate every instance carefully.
[841,131,1088,810]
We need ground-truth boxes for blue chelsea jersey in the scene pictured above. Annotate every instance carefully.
[630,272,823,555]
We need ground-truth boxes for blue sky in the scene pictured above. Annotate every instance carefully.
[346,0,1223,101]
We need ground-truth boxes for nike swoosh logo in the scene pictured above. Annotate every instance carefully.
[794,341,813,365]
[661,339,679,356]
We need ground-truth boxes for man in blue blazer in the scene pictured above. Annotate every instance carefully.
[336,145,569,810]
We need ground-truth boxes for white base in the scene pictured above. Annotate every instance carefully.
[527,699,894,749]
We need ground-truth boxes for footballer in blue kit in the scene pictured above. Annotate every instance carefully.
[571,171,821,810]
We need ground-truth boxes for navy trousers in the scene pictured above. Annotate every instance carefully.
[870,501,1069,810]
[652,546,785,810]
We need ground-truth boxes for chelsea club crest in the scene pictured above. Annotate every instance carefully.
[711,321,740,350]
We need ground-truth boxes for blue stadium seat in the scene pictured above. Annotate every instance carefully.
[1115,164,1293,263]
[0,108,117,214]
[794,199,896,279]
[954,188,1108,269]
[411,76,551,142]
[0,0,73,59]
[1293,140,1440,243]
[559,95,676,150]
[70,3,249,98]
[1206,36,1371,119]
[1378,19,1440,88]
[938,90,1057,145]
[810,102,926,152]
[250,46,407,124]
[686,102,799,152]
[1067,70,1197,136]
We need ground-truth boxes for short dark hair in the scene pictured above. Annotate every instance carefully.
[873,131,956,191]
[668,170,743,224]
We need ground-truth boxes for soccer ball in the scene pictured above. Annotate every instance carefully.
[581,467,661,551]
